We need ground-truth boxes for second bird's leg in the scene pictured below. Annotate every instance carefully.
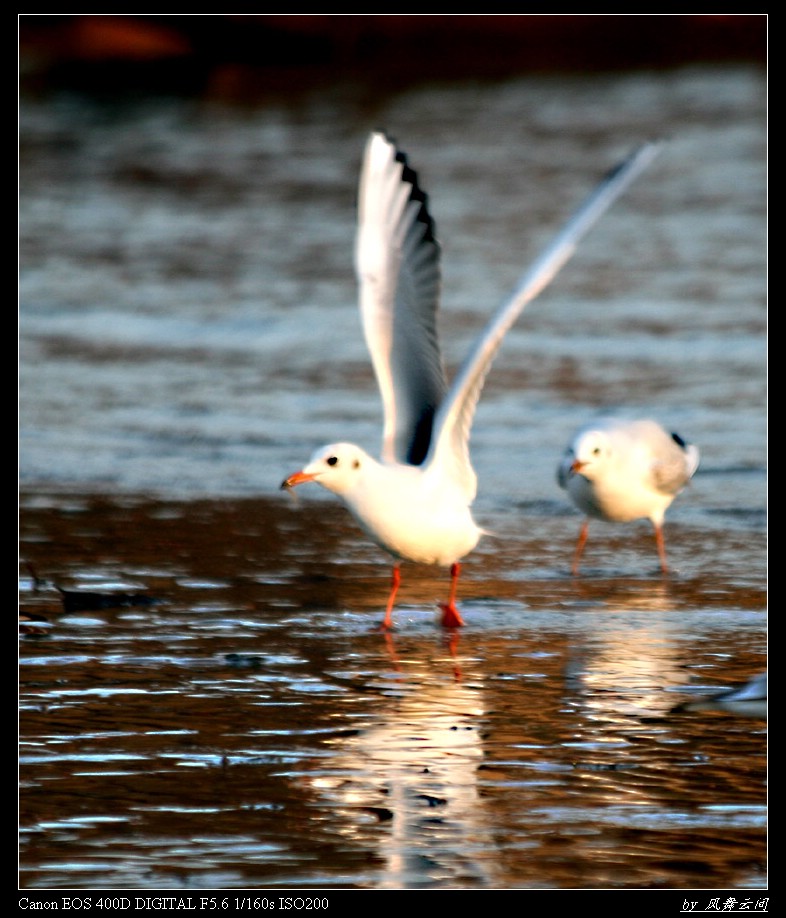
[381,564,402,630]
[571,520,590,575]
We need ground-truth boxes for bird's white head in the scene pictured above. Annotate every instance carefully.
[567,429,610,481]
[281,442,371,497]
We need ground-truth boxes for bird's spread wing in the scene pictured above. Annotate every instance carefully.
[426,140,664,502]
[355,131,447,466]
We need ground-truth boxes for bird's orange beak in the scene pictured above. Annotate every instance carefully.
[570,459,587,474]
[280,470,316,490]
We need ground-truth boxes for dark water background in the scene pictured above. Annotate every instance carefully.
[20,49,766,893]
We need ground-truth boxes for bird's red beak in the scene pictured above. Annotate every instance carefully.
[280,470,316,490]
[570,459,587,474]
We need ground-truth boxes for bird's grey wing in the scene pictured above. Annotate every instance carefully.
[651,431,700,494]
[426,141,664,501]
[715,671,767,704]
[355,131,447,466]
[671,671,767,716]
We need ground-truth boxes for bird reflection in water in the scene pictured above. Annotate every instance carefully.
[308,643,498,888]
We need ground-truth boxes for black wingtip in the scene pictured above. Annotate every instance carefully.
[387,133,437,246]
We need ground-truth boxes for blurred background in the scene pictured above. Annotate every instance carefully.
[18,13,767,503]
[20,14,766,98]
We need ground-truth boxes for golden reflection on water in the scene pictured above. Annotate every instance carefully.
[308,649,496,889]
[19,494,766,889]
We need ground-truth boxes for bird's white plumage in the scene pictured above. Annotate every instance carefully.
[356,133,446,468]
[558,416,699,572]
[284,132,661,627]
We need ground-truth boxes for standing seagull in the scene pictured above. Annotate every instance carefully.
[557,417,700,575]
[282,131,661,629]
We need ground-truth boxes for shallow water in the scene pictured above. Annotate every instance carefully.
[19,65,766,891]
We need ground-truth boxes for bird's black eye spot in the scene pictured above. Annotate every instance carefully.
[592,447,601,456]
[353,459,360,469]
[327,456,338,467]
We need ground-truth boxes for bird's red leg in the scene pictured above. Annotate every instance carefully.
[572,520,589,575]
[381,564,401,630]
[653,523,669,574]
[439,562,465,628]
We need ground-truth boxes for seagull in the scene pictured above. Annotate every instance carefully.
[282,131,661,629]
[671,670,767,718]
[557,417,700,575]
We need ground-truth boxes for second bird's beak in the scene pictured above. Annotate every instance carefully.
[280,470,316,490]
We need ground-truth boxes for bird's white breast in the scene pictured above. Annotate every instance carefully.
[344,463,481,566]
[566,465,674,524]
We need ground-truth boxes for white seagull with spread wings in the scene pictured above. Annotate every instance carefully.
[283,131,661,629]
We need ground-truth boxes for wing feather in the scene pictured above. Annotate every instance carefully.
[426,141,664,501]
[355,132,447,465]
